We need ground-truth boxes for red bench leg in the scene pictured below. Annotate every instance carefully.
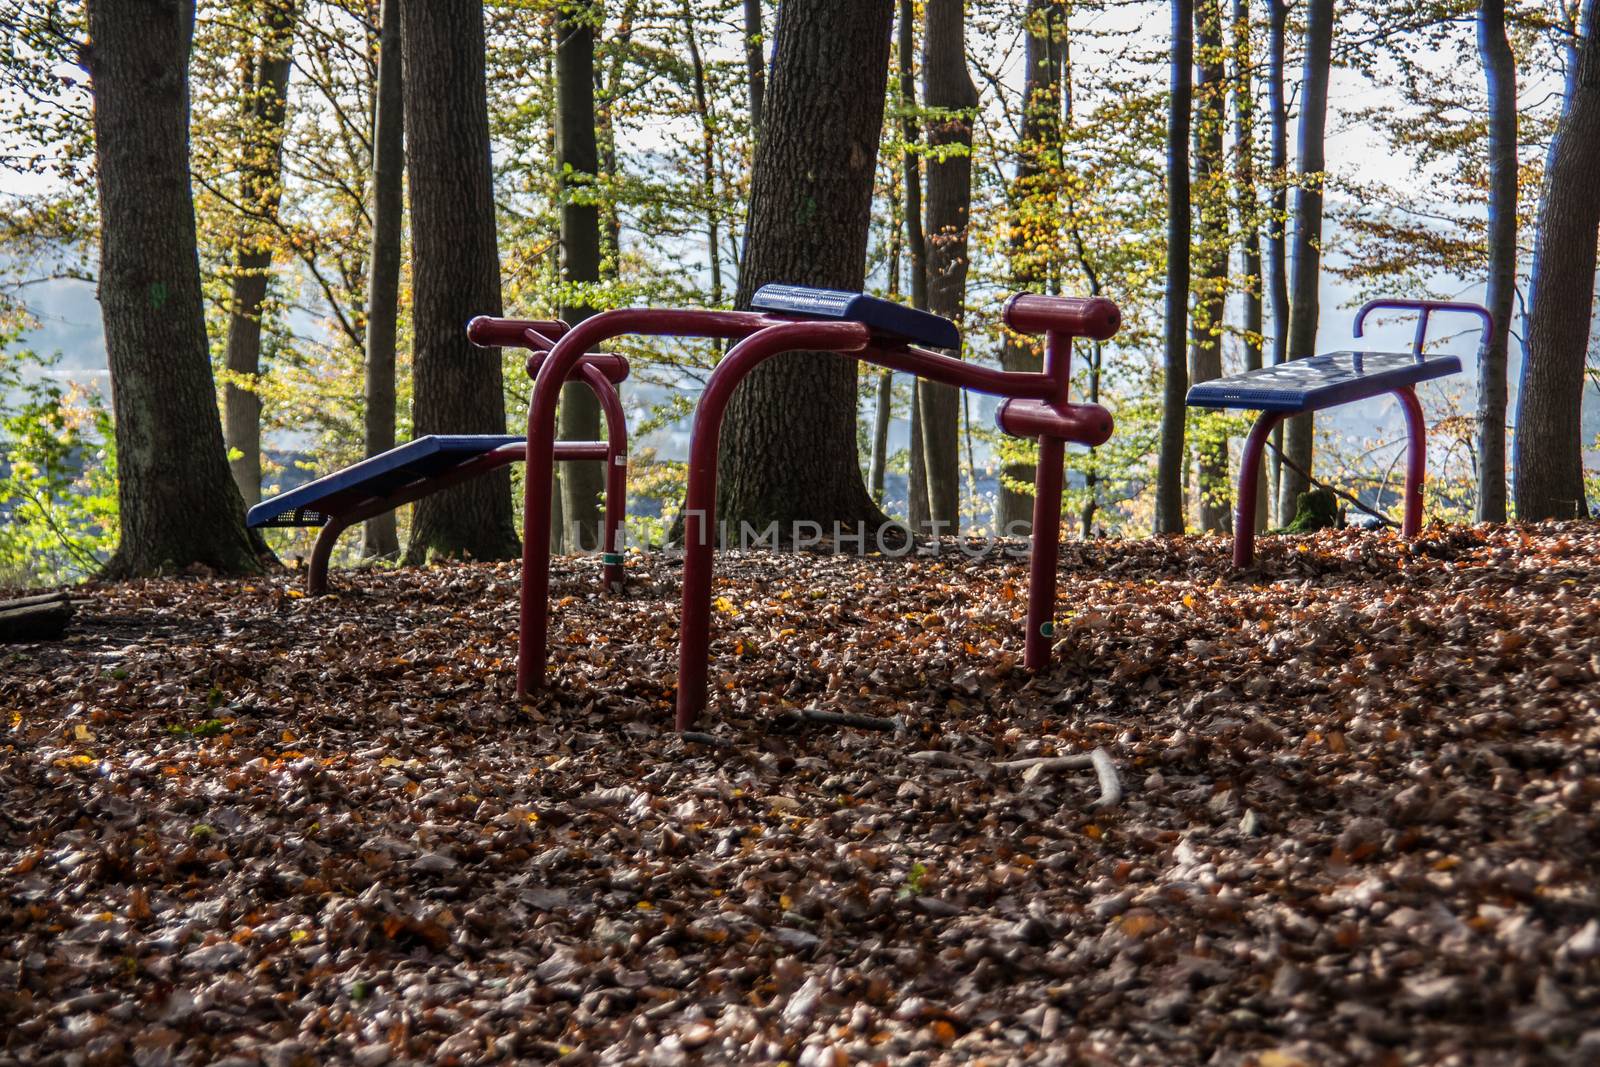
[1234,410,1285,567]
[307,515,353,595]
[1394,386,1425,537]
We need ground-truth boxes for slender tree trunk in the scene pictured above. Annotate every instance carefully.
[361,0,404,559]
[743,0,765,140]
[998,0,1065,532]
[1514,0,1600,520]
[1476,0,1516,524]
[1190,0,1230,532]
[918,0,977,536]
[597,1,635,269]
[86,0,264,577]
[1154,0,1193,535]
[898,0,931,530]
[870,178,905,503]
[223,0,296,508]
[1233,0,1267,533]
[400,0,517,563]
[1276,0,1335,524]
[717,0,896,532]
[682,0,723,304]
[1264,0,1289,523]
[556,0,606,550]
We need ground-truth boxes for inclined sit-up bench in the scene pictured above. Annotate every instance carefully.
[502,283,1122,729]
[1186,298,1492,566]
[248,318,631,594]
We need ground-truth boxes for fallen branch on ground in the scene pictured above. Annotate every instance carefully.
[907,746,1122,809]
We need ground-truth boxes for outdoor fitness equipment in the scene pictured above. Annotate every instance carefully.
[1185,298,1493,567]
[505,284,1122,729]
[247,318,630,595]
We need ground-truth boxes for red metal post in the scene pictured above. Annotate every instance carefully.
[1234,410,1285,568]
[674,320,873,729]
[1025,434,1065,670]
[581,362,629,592]
[1394,386,1426,537]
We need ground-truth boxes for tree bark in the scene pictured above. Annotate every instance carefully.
[1475,0,1516,524]
[1264,0,1289,523]
[85,0,265,578]
[361,0,403,559]
[717,0,895,534]
[898,0,931,530]
[1154,0,1193,535]
[998,0,1065,532]
[1276,0,1335,524]
[1233,0,1267,533]
[1190,0,1230,533]
[1514,0,1599,521]
[682,0,723,304]
[555,0,606,551]
[918,0,978,536]
[400,0,517,564]
[743,0,765,140]
[223,0,297,509]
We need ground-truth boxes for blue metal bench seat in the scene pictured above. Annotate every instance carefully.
[1184,297,1491,568]
[249,435,525,529]
[751,283,961,350]
[1186,350,1462,414]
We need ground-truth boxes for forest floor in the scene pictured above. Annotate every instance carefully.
[2,523,1599,1067]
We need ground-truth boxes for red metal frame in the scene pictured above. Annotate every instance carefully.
[513,296,1121,729]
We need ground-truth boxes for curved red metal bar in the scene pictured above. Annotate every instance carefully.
[1353,299,1493,361]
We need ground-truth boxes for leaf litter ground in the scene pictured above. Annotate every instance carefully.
[3,523,1599,1067]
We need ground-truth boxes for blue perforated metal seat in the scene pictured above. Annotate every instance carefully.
[1186,351,1461,414]
[751,284,961,350]
[248,435,523,528]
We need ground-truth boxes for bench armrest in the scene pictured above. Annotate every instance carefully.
[1353,299,1492,361]
[1003,294,1121,340]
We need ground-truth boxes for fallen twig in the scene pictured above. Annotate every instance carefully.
[906,746,1123,809]
[778,708,907,733]
[1265,440,1400,529]
[1089,747,1122,809]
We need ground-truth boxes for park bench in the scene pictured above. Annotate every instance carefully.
[501,283,1122,728]
[247,318,631,595]
[1185,298,1492,566]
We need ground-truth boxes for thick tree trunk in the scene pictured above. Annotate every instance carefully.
[717,0,895,533]
[1154,0,1193,535]
[555,1,606,551]
[1276,0,1335,524]
[400,0,517,564]
[1190,0,1230,533]
[1476,0,1516,524]
[1514,0,1600,520]
[361,0,403,559]
[1233,0,1267,532]
[998,0,1065,532]
[223,0,296,509]
[898,0,931,530]
[1264,0,1289,523]
[918,0,977,536]
[86,0,264,577]
[743,0,765,140]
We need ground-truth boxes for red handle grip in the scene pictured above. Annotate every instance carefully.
[465,316,571,349]
[1003,294,1121,340]
[525,350,630,385]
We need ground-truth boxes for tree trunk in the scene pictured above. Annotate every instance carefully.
[717,0,895,533]
[1476,0,1516,524]
[682,0,723,304]
[898,0,931,530]
[1264,0,1289,523]
[86,0,264,577]
[400,0,517,564]
[361,0,403,559]
[1276,0,1335,524]
[918,0,977,536]
[554,0,606,551]
[223,0,296,509]
[1514,0,1600,521]
[743,0,765,140]
[870,178,905,503]
[597,1,636,274]
[1154,0,1193,535]
[998,0,1065,533]
[1233,0,1267,533]
[1190,0,1229,533]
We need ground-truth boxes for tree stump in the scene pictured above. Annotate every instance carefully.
[0,592,75,642]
